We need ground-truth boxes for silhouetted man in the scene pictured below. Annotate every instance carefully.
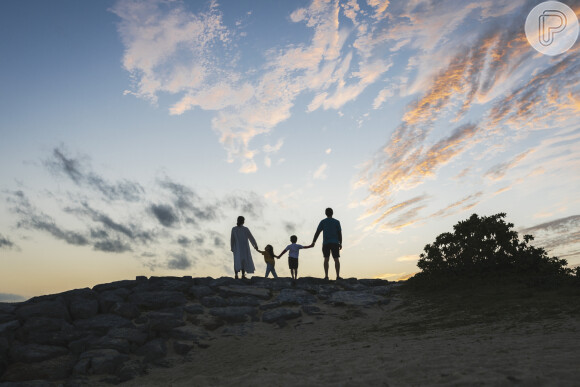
[311,208,342,280]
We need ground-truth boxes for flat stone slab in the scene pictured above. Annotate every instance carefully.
[275,289,317,305]
[218,285,271,300]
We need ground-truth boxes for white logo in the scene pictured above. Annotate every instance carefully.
[525,1,579,56]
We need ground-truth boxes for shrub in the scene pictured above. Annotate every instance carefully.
[412,213,572,284]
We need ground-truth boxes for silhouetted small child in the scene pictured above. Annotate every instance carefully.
[257,244,278,278]
[277,235,313,282]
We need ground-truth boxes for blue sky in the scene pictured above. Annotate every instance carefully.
[1,0,579,301]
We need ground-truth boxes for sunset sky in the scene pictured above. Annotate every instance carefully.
[1,0,579,301]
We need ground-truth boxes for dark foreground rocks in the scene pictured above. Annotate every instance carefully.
[0,276,393,385]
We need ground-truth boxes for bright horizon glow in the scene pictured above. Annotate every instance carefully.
[1,0,579,301]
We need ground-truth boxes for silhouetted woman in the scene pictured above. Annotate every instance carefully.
[230,216,257,279]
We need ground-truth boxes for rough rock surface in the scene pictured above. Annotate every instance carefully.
[0,276,393,384]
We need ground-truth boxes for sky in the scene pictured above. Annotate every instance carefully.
[1,0,579,302]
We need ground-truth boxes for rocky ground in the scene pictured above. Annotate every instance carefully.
[0,276,394,386]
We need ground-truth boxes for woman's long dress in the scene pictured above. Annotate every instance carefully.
[230,225,257,273]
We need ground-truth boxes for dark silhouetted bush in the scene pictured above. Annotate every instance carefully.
[410,213,573,286]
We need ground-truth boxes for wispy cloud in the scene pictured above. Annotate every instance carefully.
[354,0,580,232]
[313,163,328,180]
[0,233,16,250]
[520,215,580,263]
[5,146,267,272]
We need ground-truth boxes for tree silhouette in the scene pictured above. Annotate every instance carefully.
[415,213,571,280]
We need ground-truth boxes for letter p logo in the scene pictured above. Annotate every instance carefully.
[526,1,579,56]
[539,10,567,46]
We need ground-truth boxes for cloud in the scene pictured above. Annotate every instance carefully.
[313,163,328,180]
[167,251,194,270]
[520,215,580,255]
[94,239,132,253]
[0,293,27,302]
[45,146,144,202]
[484,150,533,181]
[224,191,265,218]
[284,222,297,234]
[177,236,192,247]
[112,0,396,172]
[355,0,580,232]
[150,204,179,227]
[396,254,419,262]
[0,233,16,250]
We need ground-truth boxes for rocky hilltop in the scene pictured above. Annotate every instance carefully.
[0,276,393,385]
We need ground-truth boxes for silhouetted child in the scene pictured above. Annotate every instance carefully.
[257,244,278,278]
[277,235,313,282]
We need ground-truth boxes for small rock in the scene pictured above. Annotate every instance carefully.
[73,314,133,333]
[302,305,322,315]
[117,359,145,382]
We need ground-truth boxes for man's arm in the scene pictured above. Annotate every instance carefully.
[311,228,322,246]
[338,228,342,249]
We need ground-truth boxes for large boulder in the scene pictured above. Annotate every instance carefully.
[209,306,258,323]
[16,298,70,322]
[127,291,187,310]
[275,289,317,305]
[3,354,76,381]
[74,349,129,375]
[9,342,69,363]
[73,314,133,333]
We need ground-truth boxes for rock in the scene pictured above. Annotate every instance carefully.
[173,341,194,356]
[148,277,191,292]
[209,306,257,323]
[249,277,293,290]
[61,288,100,321]
[262,308,302,323]
[208,277,239,288]
[227,296,261,307]
[16,298,70,322]
[127,291,187,310]
[117,359,145,382]
[20,317,64,334]
[259,301,282,310]
[0,303,16,315]
[92,280,138,293]
[90,336,131,354]
[276,289,317,305]
[167,325,209,342]
[9,342,69,363]
[358,279,390,287]
[327,291,384,307]
[146,310,185,332]
[184,304,204,315]
[97,290,125,313]
[200,296,228,308]
[188,285,214,299]
[75,349,129,375]
[218,285,271,300]
[302,305,322,315]
[136,338,167,363]
[73,314,133,333]
[107,328,148,347]
[110,302,140,319]
[0,320,20,335]
[3,354,76,381]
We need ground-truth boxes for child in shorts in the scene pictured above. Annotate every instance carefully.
[256,244,278,278]
[277,235,313,282]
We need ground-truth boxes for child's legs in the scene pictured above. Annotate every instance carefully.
[271,265,278,279]
[265,264,272,278]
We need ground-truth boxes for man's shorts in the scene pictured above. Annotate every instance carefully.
[288,257,299,269]
[322,243,340,259]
